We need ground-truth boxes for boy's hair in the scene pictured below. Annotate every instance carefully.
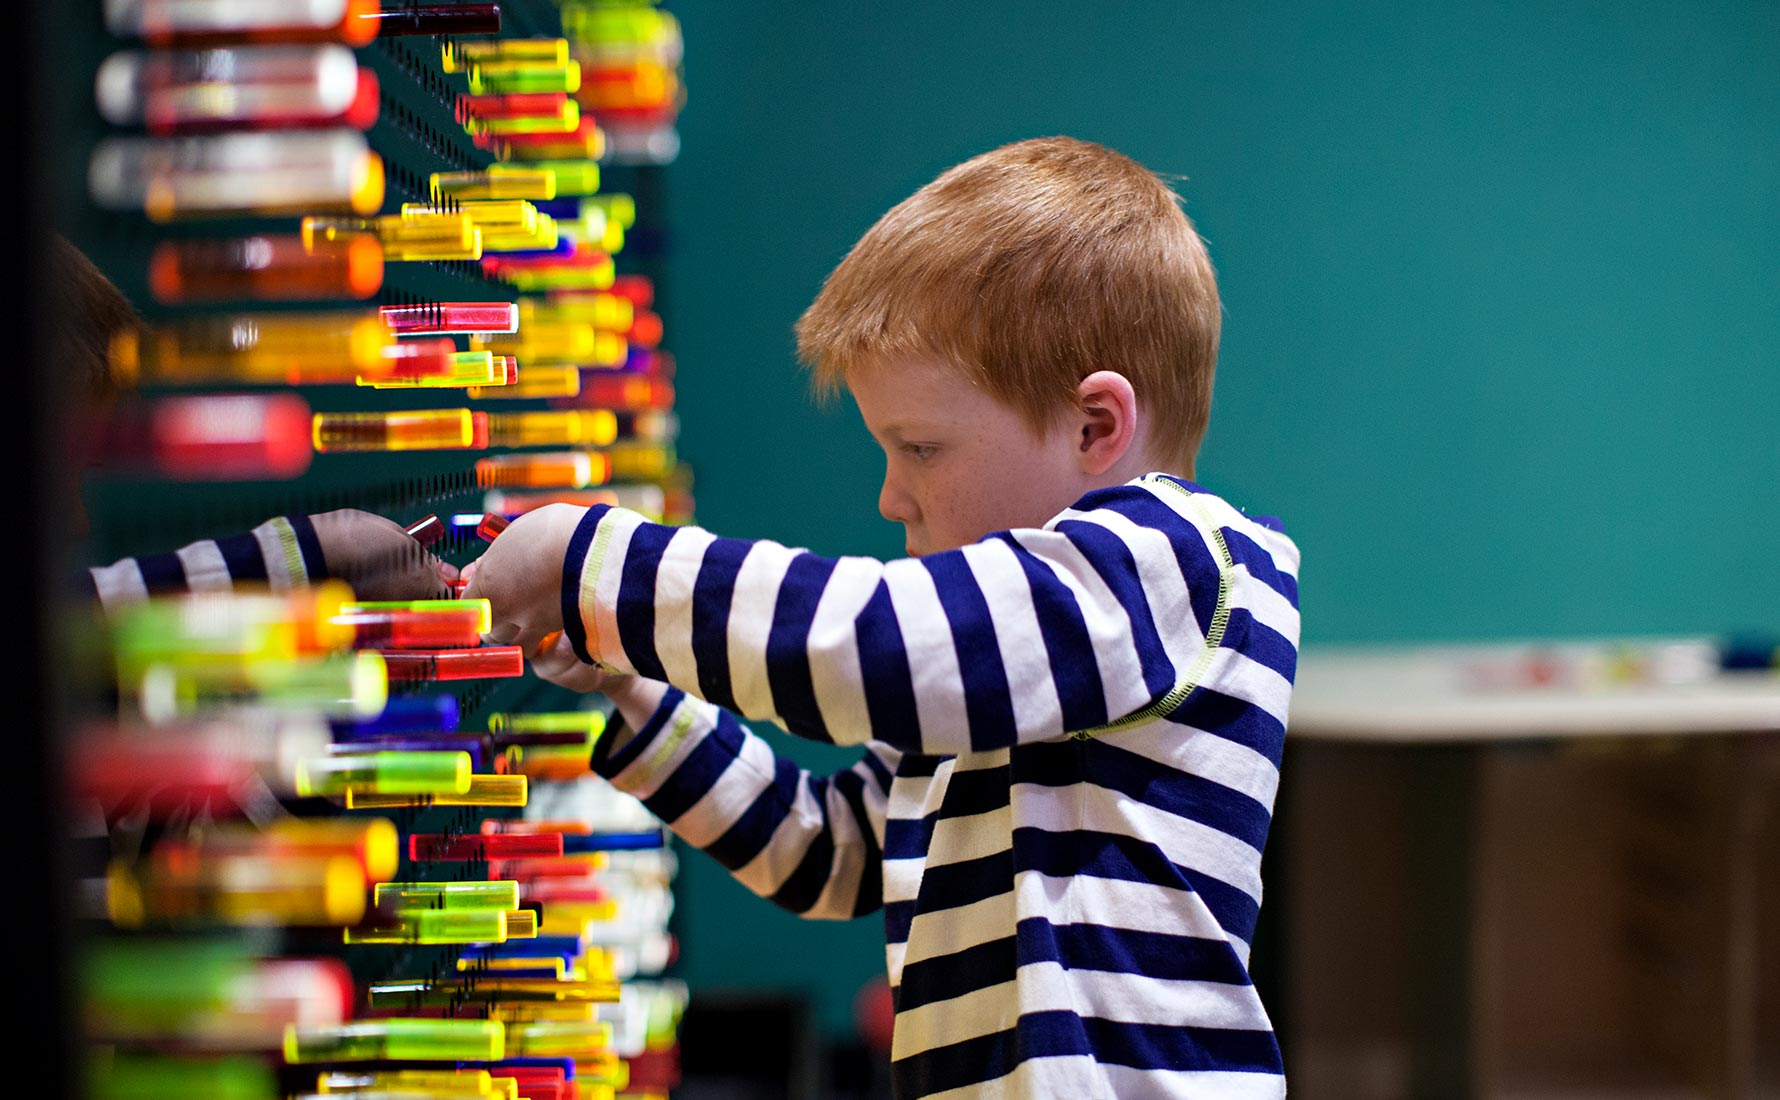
[53,234,141,399]
[796,136,1220,469]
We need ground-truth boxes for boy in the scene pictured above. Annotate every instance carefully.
[466,136,1301,1099]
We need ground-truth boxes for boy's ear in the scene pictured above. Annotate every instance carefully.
[1074,370,1138,476]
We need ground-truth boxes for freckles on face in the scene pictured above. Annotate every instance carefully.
[850,359,1085,555]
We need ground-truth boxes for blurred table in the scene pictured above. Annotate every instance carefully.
[1273,641,1780,1100]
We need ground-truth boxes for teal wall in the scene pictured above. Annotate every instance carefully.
[659,1,1780,1037]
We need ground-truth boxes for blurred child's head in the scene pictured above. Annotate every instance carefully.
[56,235,139,405]
[54,235,142,536]
[796,137,1220,554]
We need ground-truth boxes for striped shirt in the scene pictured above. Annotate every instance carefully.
[571,473,1301,1099]
[88,515,327,613]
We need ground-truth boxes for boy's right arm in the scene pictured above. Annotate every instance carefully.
[465,485,1272,754]
[587,674,897,923]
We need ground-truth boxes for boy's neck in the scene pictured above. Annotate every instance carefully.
[1099,447,1192,488]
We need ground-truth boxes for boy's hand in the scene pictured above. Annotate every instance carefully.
[311,509,457,601]
[460,503,587,655]
[528,631,629,694]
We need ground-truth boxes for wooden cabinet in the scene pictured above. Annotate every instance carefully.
[1274,646,1780,1098]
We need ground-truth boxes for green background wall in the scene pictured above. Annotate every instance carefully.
[657,1,1780,1039]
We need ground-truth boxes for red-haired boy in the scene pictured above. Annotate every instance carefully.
[469,137,1300,1099]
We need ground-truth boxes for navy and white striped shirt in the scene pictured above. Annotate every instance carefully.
[572,473,1301,1099]
[88,514,327,613]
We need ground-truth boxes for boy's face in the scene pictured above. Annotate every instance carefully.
[850,358,1086,555]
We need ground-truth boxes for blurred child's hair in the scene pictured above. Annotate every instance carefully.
[796,136,1221,469]
[53,234,141,399]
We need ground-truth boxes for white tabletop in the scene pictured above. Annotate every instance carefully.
[1288,639,1780,742]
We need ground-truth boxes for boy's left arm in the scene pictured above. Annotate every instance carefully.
[89,509,455,613]
[582,675,898,922]
[469,489,1242,754]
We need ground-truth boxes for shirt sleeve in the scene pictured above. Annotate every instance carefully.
[561,479,1234,753]
[89,514,330,615]
[590,686,897,921]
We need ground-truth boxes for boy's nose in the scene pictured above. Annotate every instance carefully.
[879,476,917,526]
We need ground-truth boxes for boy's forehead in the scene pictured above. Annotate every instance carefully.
[847,355,988,400]
[847,356,990,424]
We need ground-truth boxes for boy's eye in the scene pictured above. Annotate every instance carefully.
[900,444,938,461]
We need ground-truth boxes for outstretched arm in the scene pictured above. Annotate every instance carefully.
[90,509,457,613]
[467,477,1251,754]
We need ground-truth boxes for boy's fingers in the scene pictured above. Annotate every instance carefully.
[404,550,452,601]
[459,560,485,602]
[425,556,457,600]
[528,631,575,678]
[485,621,521,646]
[510,627,550,659]
[530,633,610,693]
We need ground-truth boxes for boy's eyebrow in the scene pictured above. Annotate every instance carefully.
[873,415,955,437]
[871,423,948,445]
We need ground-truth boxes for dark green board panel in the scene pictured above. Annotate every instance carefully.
[654,0,1780,1042]
[45,0,634,1010]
